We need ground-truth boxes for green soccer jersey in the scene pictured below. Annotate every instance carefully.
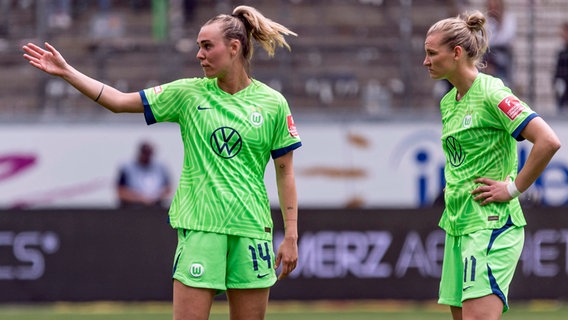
[439,73,538,236]
[140,78,302,240]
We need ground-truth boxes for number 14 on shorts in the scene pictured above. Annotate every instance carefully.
[249,242,272,272]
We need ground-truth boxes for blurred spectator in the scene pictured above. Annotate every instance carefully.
[116,141,171,208]
[48,0,72,29]
[90,0,125,40]
[0,0,10,50]
[553,22,568,111]
[98,0,112,13]
[446,0,468,16]
[484,0,516,85]
[184,0,196,25]
[0,0,8,34]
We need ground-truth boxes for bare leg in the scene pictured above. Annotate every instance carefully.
[227,288,270,320]
[462,294,503,320]
[173,280,216,320]
[450,306,463,320]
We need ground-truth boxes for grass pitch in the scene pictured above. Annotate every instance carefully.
[0,300,566,319]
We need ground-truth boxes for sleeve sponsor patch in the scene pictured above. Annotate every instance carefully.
[153,86,163,95]
[498,96,524,120]
[287,115,299,137]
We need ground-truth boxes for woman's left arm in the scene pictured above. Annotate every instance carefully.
[273,151,298,280]
[473,117,561,204]
[513,117,561,192]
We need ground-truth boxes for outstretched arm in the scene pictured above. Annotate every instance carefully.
[273,151,298,280]
[22,42,143,113]
[472,117,561,205]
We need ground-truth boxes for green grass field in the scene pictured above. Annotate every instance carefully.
[0,300,566,320]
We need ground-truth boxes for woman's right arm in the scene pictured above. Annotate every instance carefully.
[23,42,143,113]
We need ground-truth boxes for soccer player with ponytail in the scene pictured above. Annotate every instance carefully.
[24,5,301,319]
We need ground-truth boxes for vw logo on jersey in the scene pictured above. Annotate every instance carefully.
[250,111,264,127]
[210,127,243,159]
[445,136,465,167]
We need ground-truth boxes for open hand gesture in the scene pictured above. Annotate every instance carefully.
[22,42,69,77]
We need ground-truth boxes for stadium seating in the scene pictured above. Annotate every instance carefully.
[1,0,566,118]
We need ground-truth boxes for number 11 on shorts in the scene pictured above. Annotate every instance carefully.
[464,255,477,282]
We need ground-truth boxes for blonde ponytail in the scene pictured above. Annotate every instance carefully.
[232,5,297,59]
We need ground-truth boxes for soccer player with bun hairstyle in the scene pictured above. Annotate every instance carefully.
[424,10,560,320]
[23,5,301,320]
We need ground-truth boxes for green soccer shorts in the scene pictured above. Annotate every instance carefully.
[172,229,277,291]
[438,217,524,312]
